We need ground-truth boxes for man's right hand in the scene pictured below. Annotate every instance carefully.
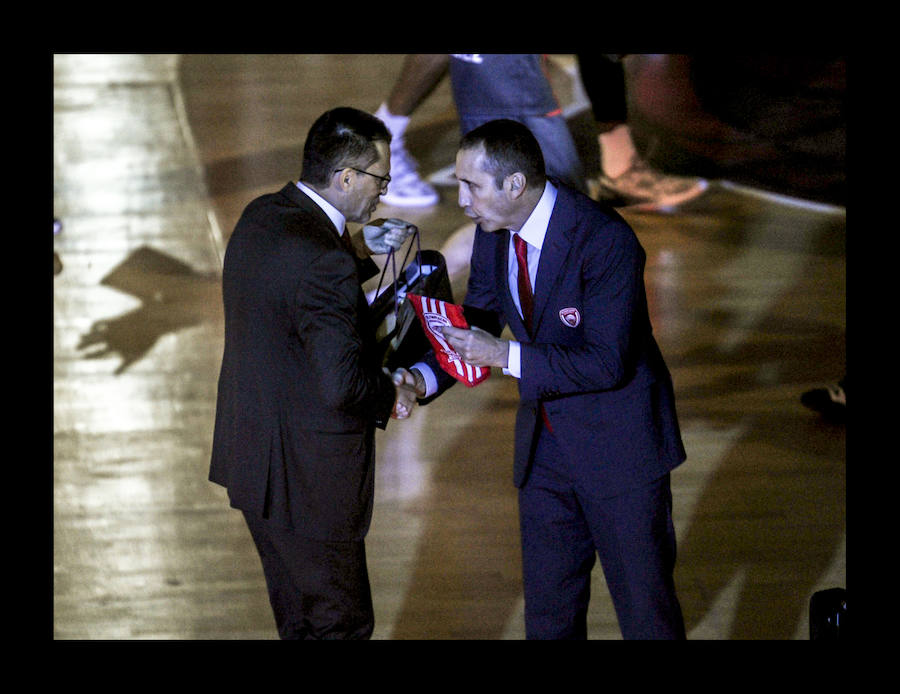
[391,368,419,419]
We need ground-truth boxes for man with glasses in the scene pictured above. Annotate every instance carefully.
[210,106,419,639]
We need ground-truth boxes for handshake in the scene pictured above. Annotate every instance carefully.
[390,367,425,420]
[387,325,511,420]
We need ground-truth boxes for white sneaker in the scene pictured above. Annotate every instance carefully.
[382,142,440,208]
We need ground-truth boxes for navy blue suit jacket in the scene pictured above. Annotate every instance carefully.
[426,183,686,495]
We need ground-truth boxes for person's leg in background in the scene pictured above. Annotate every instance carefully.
[577,53,707,210]
[374,54,450,207]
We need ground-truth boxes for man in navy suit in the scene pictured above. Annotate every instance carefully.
[210,107,419,639]
[409,119,687,639]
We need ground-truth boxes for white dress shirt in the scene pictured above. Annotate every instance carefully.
[297,180,346,237]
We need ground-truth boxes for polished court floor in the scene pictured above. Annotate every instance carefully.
[52,54,846,640]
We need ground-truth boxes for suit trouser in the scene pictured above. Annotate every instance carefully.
[518,427,686,640]
[242,511,374,640]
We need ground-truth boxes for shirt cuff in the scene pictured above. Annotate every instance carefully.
[411,362,439,398]
[502,341,521,379]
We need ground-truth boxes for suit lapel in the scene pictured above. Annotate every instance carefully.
[532,188,575,335]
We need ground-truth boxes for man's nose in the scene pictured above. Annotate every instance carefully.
[457,185,469,208]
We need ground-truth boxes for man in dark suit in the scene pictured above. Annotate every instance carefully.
[409,119,687,639]
[209,107,419,640]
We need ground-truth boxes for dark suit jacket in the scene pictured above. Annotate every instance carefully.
[210,183,396,541]
[425,183,686,495]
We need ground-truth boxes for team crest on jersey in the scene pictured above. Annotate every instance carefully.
[559,307,581,327]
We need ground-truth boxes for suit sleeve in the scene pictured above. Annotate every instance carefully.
[461,226,505,322]
[293,246,395,425]
[518,222,647,402]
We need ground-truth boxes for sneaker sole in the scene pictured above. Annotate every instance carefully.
[600,179,709,211]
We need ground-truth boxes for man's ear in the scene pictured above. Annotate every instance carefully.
[505,172,527,199]
[331,167,353,192]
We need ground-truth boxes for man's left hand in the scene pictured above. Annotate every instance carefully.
[441,325,509,368]
[363,218,417,254]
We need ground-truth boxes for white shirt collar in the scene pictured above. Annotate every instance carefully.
[512,181,557,250]
[296,180,346,236]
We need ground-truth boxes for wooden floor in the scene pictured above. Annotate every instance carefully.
[52,54,846,640]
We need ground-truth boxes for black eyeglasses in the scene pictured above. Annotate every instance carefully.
[334,167,392,186]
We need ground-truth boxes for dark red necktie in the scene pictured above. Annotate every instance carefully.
[340,227,356,256]
[514,234,534,334]
[514,233,552,433]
